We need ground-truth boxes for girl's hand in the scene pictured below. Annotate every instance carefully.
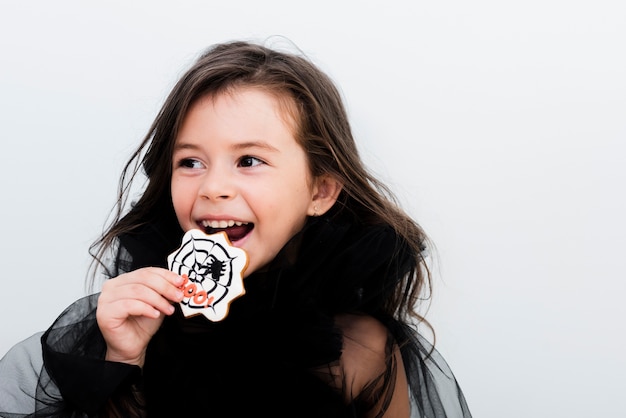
[96,267,184,367]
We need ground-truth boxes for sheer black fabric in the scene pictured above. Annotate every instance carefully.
[0,214,472,417]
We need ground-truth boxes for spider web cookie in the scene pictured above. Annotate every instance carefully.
[168,229,248,321]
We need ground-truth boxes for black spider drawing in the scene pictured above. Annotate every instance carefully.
[191,255,227,284]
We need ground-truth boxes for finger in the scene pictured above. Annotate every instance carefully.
[99,298,165,324]
[102,268,184,305]
[150,267,186,286]
[136,268,185,302]
[103,282,178,316]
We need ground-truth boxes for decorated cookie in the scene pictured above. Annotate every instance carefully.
[167,229,249,321]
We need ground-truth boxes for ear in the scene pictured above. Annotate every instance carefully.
[307,174,342,217]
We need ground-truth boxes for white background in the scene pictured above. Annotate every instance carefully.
[1,1,625,417]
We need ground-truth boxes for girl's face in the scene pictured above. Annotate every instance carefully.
[171,88,318,275]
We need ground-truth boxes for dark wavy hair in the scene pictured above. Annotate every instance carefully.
[89,40,432,326]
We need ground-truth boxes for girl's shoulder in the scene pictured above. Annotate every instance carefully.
[0,331,47,415]
[335,313,390,388]
[333,313,410,417]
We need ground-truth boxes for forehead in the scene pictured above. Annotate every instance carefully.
[190,86,301,137]
[174,87,305,157]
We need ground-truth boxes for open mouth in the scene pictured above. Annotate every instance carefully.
[200,220,254,242]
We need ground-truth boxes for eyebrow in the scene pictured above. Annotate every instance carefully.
[232,141,279,153]
[173,140,280,153]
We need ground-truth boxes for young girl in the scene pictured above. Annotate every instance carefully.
[0,41,472,417]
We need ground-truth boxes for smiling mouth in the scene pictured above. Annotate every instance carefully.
[200,220,254,242]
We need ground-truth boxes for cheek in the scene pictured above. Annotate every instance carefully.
[171,178,194,217]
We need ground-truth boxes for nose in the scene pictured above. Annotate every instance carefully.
[199,166,235,201]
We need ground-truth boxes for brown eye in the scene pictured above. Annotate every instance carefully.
[179,158,203,169]
[238,156,263,168]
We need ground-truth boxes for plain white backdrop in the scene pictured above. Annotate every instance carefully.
[1,1,625,417]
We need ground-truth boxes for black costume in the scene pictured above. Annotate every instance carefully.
[0,214,472,417]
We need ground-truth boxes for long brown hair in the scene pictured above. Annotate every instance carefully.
[90,40,432,325]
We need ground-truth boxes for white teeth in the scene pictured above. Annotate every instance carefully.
[201,220,247,229]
